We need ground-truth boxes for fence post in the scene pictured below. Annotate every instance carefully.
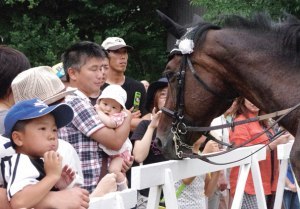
[230,163,251,209]
[162,168,178,209]
[274,141,294,209]
[251,153,268,209]
[132,145,266,209]
[146,186,162,209]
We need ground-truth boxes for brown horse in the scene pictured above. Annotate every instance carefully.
[156,11,300,184]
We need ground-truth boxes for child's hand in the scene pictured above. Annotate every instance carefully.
[94,103,100,113]
[44,151,62,181]
[129,107,140,118]
[121,155,134,173]
[217,171,228,191]
[149,108,162,129]
[124,108,133,120]
[276,133,291,145]
[202,140,220,154]
[55,165,76,190]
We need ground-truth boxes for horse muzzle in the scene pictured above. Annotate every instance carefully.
[155,136,178,159]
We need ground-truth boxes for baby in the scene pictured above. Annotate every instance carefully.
[95,84,132,191]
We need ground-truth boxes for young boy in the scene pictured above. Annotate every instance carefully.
[1,98,74,209]
[95,84,132,191]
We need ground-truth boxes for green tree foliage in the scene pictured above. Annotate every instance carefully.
[190,0,300,22]
[0,0,168,81]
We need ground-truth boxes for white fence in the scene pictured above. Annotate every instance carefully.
[89,142,297,209]
[274,141,299,209]
[131,144,268,209]
[89,189,137,209]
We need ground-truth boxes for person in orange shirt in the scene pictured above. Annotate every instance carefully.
[229,97,290,209]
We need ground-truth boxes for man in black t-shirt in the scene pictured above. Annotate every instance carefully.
[101,37,147,133]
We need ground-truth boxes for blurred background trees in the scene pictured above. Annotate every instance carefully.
[0,0,168,81]
[191,0,300,22]
[1,0,300,81]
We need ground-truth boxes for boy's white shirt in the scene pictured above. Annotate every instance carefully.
[0,135,14,159]
[0,135,83,188]
[57,139,84,187]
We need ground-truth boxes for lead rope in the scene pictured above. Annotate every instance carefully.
[176,101,300,163]
[182,129,286,165]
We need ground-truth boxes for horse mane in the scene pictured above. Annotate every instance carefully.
[223,13,273,31]
[189,13,300,62]
[188,22,221,49]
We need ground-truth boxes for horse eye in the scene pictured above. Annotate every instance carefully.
[163,71,175,81]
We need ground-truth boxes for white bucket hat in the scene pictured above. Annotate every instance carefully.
[11,66,76,105]
[98,85,127,109]
[101,37,133,51]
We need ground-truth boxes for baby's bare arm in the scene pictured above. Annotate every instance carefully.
[97,110,117,128]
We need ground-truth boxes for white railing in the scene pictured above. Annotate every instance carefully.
[89,189,137,209]
[89,142,297,209]
[131,144,268,209]
[273,141,300,209]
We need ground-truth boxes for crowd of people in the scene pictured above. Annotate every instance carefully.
[0,37,298,209]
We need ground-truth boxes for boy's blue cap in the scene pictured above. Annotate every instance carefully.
[4,98,74,138]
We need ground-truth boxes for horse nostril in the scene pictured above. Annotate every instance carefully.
[155,137,163,149]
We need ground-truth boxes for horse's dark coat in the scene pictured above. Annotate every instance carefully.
[156,12,300,185]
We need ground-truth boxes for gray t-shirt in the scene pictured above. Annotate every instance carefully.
[0,110,8,135]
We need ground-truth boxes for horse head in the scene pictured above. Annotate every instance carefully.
[156,11,237,159]
[156,10,300,191]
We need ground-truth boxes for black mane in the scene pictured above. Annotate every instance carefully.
[188,22,221,49]
[223,13,273,31]
[223,13,300,58]
[188,13,300,63]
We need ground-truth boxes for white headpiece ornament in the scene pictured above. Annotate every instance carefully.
[178,38,194,54]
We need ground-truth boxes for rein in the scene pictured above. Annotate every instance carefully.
[186,107,294,132]
[182,105,295,165]
[162,54,300,160]
[183,129,287,165]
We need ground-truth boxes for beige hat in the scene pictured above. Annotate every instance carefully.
[12,66,76,105]
[101,37,133,51]
[97,85,127,109]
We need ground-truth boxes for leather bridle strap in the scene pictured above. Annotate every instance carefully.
[186,107,294,133]
[187,58,234,101]
[180,102,300,163]
[182,128,286,165]
[205,132,233,148]
[174,55,187,122]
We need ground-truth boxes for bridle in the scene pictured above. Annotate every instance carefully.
[162,53,237,158]
[161,53,300,160]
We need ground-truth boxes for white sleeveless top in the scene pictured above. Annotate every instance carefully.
[175,174,206,209]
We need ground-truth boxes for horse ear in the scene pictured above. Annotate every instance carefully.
[156,9,187,39]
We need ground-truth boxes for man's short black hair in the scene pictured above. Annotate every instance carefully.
[62,41,108,82]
